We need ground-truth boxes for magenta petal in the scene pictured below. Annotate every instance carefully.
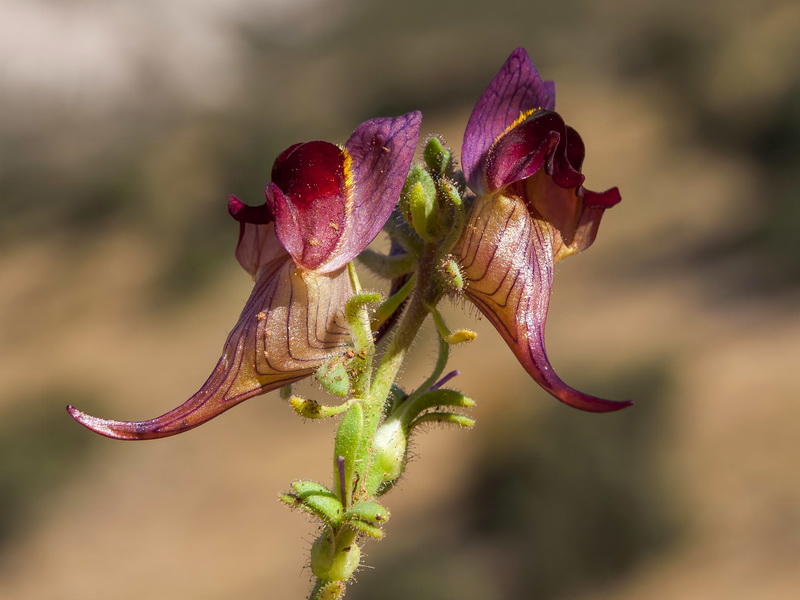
[462,48,556,193]
[67,260,355,440]
[453,194,631,413]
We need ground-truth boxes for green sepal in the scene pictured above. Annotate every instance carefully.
[345,500,390,526]
[409,411,476,430]
[333,402,364,508]
[346,519,385,539]
[279,480,343,526]
[371,275,415,332]
[357,249,416,279]
[316,356,351,397]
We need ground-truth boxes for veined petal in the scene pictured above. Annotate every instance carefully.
[462,48,555,194]
[321,112,422,274]
[264,113,421,275]
[486,113,620,261]
[452,193,631,413]
[67,259,355,439]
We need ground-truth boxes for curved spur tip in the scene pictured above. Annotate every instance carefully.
[564,394,634,413]
[66,404,154,441]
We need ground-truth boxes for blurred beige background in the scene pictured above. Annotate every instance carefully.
[2,0,799,598]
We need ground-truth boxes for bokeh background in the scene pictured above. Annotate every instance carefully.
[2,0,799,598]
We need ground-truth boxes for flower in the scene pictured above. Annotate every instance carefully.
[453,48,631,412]
[68,113,422,439]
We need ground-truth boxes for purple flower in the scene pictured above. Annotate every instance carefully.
[68,113,422,439]
[454,48,631,412]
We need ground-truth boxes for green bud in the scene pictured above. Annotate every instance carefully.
[437,178,467,249]
[367,417,408,495]
[439,257,465,295]
[313,581,346,600]
[423,135,452,176]
[310,527,361,582]
[399,165,437,241]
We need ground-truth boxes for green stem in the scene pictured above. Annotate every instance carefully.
[365,249,438,424]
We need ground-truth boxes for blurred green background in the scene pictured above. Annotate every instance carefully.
[2,0,799,598]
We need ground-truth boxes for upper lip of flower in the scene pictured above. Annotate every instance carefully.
[67,112,422,439]
[454,48,631,413]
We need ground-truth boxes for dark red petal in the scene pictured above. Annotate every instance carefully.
[452,194,631,413]
[228,194,274,224]
[266,141,349,271]
[462,48,556,193]
[67,261,355,440]
[486,111,585,192]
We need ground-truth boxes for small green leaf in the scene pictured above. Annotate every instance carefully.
[280,480,344,525]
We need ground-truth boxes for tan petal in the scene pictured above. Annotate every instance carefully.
[453,193,630,412]
[68,259,354,439]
